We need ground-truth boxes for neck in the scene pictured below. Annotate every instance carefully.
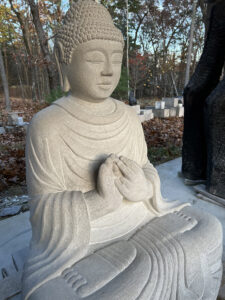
[68,94,116,116]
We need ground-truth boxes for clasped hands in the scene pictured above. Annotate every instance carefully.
[97,154,153,213]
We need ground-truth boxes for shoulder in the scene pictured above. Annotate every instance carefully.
[28,97,66,138]
[112,98,140,120]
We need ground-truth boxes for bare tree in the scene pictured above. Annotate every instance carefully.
[0,47,11,111]
[185,0,198,86]
[9,0,38,100]
[26,0,57,91]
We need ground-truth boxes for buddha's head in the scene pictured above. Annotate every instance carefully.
[55,0,124,102]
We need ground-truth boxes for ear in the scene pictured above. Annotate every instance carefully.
[54,42,71,92]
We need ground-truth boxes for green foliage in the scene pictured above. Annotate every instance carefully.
[112,66,128,100]
[0,5,17,44]
[148,144,181,166]
[45,87,67,104]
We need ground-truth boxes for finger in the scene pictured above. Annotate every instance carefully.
[113,163,122,178]
[109,153,118,161]
[72,278,87,290]
[120,156,139,172]
[115,178,129,197]
[104,156,114,166]
[63,270,77,279]
[68,274,82,284]
[100,160,113,175]
[98,165,111,186]
[119,176,130,187]
[115,160,132,179]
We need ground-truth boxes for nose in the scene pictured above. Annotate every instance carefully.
[101,59,113,76]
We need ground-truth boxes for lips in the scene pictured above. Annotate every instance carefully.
[98,83,112,85]
[97,83,112,91]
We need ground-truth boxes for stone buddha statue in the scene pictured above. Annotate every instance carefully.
[23,1,223,299]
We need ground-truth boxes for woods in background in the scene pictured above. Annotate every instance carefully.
[0,0,208,104]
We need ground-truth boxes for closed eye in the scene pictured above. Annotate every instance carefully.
[112,53,122,64]
[86,60,104,64]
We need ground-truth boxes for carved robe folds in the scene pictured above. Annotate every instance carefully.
[23,98,223,300]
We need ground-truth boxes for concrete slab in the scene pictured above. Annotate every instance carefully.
[162,97,178,108]
[0,212,31,269]
[176,106,184,117]
[153,108,170,118]
[156,157,225,259]
[169,107,177,117]
[140,109,154,121]
[131,105,140,114]
[138,114,145,123]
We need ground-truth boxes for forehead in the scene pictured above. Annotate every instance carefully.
[73,40,123,57]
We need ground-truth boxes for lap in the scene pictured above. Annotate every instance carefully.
[29,207,223,300]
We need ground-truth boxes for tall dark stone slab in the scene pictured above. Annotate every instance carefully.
[182,0,225,181]
[205,75,225,198]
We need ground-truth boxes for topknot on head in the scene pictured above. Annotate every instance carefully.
[55,0,124,64]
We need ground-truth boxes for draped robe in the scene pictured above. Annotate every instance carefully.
[23,97,186,299]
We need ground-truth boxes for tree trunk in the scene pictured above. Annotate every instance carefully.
[185,0,197,86]
[0,47,11,111]
[27,0,57,91]
[9,0,38,101]
[3,45,8,82]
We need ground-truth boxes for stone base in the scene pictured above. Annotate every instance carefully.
[176,106,184,117]
[169,107,177,117]
[131,105,140,115]
[162,97,179,108]
[0,247,29,300]
[140,109,154,122]
[194,184,225,207]
[138,114,146,123]
[153,108,170,118]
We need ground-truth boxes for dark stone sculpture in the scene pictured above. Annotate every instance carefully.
[129,90,137,106]
[182,0,225,195]
[205,74,225,198]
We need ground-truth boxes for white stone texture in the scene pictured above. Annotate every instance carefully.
[20,1,223,299]
[138,114,146,123]
[162,97,179,108]
[0,127,6,134]
[7,113,19,126]
[176,106,184,117]
[140,109,154,121]
[155,101,161,109]
[0,159,224,300]
[131,104,140,114]
[153,108,170,118]
[145,112,154,121]
[169,107,177,117]
[160,101,165,109]
[17,117,24,126]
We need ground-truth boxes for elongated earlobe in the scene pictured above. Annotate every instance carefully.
[62,76,70,92]
[54,42,71,92]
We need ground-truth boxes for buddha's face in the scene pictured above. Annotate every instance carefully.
[64,40,123,102]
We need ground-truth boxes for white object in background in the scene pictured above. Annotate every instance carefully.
[155,101,161,109]
[17,117,24,126]
[160,101,165,109]
[178,103,183,107]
